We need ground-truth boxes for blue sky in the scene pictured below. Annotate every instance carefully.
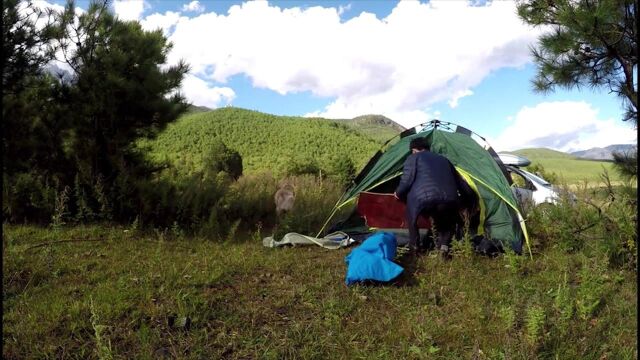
[50,0,636,152]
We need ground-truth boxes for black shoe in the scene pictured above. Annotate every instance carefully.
[439,245,451,260]
[405,245,418,257]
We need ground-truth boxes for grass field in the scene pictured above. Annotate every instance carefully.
[4,117,636,359]
[3,224,637,359]
[512,148,621,184]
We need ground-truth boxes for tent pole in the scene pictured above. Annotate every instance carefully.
[315,194,347,238]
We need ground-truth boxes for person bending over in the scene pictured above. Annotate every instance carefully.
[394,137,470,256]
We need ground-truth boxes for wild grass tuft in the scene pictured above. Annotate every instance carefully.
[90,296,113,360]
[552,272,574,335]
[524,304,546,347]
[575,256,608,320]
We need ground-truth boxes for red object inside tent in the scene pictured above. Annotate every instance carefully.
[357,192,431,229]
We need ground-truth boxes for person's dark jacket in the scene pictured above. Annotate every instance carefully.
[395,151,471,208]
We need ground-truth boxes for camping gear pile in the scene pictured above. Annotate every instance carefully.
[264,120,532,285]
[344,232,403,285]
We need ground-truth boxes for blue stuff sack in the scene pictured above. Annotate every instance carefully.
[345,231,404,285]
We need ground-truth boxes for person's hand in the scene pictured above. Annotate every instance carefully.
[393,192,399,200]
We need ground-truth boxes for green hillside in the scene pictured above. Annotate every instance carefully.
[143,109,621,184]
[345,114,404,143]
[140,107,386,175]
[186,104,213,114]
[512,148,620,184]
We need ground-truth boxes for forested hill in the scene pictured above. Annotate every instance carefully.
[140,107,394,175]
[346,114,405,143]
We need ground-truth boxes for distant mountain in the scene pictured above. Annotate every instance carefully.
[186,104,213,113]
[570,144,636,160]
[512,148,577,160]
[350,114,405,131]
[344,114,404,143]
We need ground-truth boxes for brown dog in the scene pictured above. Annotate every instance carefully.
[274,182,295,216]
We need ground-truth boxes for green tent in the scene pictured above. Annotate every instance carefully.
[318,120,531,256]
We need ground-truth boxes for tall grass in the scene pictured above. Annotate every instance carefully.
[526,178,637,268]
[271,175,344,239]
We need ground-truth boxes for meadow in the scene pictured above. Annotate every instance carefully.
[5,1,635,357]
[514,148,621,184]
[4,108,636,359]
[3,178,637,359]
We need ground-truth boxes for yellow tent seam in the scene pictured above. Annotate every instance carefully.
[457,170,533,259]
[455,167,485,236]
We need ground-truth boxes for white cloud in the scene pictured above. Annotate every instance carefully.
[181,74,235,109]
[140,11,185,36]
[24,1,83,74]
[448,89,473,108]
[31,0,65,14]
[337,4,351,16]
[113,0,147,21]
[182,1,204,13]
[139,1,543,127]
[491,101,637,152]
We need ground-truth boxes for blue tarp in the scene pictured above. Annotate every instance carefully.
[345,232,404,285]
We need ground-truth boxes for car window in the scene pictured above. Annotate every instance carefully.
[508,169,535,191]
[520,169,551,186]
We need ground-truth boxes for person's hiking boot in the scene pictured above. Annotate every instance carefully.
[403,247,419,265]
[438,244,451,260]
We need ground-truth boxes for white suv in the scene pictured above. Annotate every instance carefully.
[498,153,562,207]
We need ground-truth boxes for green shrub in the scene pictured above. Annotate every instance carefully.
[526,162,559,184]
[286,157,323,177]
[575,256,608,320]
[3,172,56,223]
[51,186,71,228]
[222,173,279,230]
[74,173,96,223]
[202,140,243,180]
[526,186,600,252]
[132,169,231,237]
[524,304,546,346]
[93,175,112,221]
[273,175,342,238]
[552,272,574,335]
[329,155,356,189]
[498,305,516,332]
[596,188,637,268]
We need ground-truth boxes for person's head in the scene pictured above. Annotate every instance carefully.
[409,137,429,154]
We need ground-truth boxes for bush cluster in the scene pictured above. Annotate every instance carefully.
[526,181,637,268]
[3,165,346,241]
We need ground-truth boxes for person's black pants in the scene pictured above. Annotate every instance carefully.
[407,201,458,251]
